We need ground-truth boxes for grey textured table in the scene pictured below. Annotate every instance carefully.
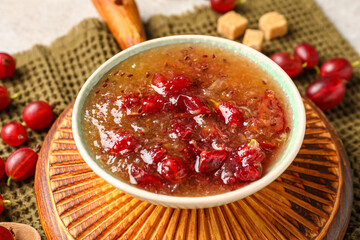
[0,0,359,55]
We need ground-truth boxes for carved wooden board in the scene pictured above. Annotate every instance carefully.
[35,98,352,240]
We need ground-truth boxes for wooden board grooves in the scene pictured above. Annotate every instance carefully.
[35,98,352,240]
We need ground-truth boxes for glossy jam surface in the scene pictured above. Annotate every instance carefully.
[82,43,291,196]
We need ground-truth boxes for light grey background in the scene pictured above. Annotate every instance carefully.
[0,0,359,54]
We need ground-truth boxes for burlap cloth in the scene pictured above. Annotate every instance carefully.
[0,0,359,239]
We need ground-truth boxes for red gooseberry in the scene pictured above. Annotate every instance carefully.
[1,122,27,147]
[22,101,54,130]
[142,93,164,114]
[0,53,16,79]
[157,157,187,183]
[210,0,237,13]
[178,95,211,115]
[152,73,191,95]
[293,42,319,69]
[235,165,262,181]
[306,76,346,110]
[320,57,353,81]
[0,158,5,179]
[197,150,228,173]
[0,194,11,215]
[271,52,303,78]
[170,118,196,139]
[5,147,39,186]
[235,140,265,166]
[128,165,163,187]
[215,101,244,126]
[140,146,166,165]
[108,131,137,155]
[0,86,10,111]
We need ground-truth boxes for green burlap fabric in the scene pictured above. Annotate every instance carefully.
[0,0,359,239]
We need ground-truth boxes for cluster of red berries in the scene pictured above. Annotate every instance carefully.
[271,43,356,110]
[0,52,56,214]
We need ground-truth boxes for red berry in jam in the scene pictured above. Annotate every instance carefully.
[152,73,191,95]
[258,141,277,150]
[121,93,141,109]
[5,147,39,185]
[0,53,16,79]
[257,90,285,134]
[271,52,302,78]
[210,0,237,13]
[197,150,228,172]
[1,122,27,146]
[163,96,182,112]
[235,165,262,181]
[140,146,166,164]
[219,160,238,185]
[170,118,196,139]
[179,95,211,115]
[157,157,187,183]
[108,131,137,155]
[142,93,164,114]
[215,101,244,126]
[293,42,319,69]
[0,158,5,179]
[306,76,346,110]
[152,73,168,88]
[235,140,265,166]
[0,225,14,240]
[23,101,54,130]
[0,86,10,111]
[320,58,353,81]
[129,165,163,187]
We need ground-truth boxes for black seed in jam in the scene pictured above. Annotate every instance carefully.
[201,64,208,71]
[127,74,133,77]
[212,54,216,59]
[103,83,108,87]
[146,72,151,78]
[121,72,125,76]
[95,90,100,94]
[184,56,190,61]
[203,54,208,58]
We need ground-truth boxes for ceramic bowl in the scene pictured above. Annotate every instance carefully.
[72,35,306,209]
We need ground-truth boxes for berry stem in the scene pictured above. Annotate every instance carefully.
[21,122,26,127]
[50,102,58,110]
[301,62,308,68]
[235,0,247,4]
[3,200,11,204]
[34,144,42,153]
[352,60,360,67]
[7,177,12,186]
[10,92,19,99]
[209,99,220,108]
[314,65,320,77]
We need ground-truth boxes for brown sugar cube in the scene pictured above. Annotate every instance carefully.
[242,29,264,51]
[259,11,287,40]
[217,11,248,40]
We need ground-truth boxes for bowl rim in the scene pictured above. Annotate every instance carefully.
[72,35,306,208]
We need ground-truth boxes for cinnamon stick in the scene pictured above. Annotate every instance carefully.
[92,0,146,49]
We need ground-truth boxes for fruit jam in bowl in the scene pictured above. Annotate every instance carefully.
[73,35,306,209]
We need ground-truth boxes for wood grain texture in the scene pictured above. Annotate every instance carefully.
[35,98,352,240]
